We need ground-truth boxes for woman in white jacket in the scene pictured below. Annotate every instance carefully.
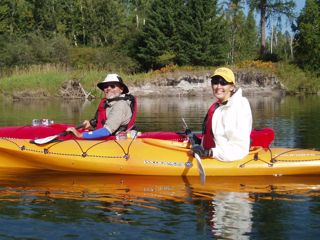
[192,67,252,161]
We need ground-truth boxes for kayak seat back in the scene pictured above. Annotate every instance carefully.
[250,128,275,148]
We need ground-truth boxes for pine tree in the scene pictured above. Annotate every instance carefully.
[135,0,177,69]
[175,0,227,66]
[241,8,258,60]
[294,0,320,75]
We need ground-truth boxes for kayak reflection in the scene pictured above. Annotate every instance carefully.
[1,169,320,201]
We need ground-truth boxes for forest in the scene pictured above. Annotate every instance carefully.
[0,0,319,77]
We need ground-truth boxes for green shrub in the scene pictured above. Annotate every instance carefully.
[0,34,71,67]
[69,47,138,73]
[276,63,320,94]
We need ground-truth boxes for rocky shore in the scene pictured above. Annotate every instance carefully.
[129,70,284,97]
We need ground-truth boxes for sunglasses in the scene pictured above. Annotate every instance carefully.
[211,77,230,86]
[104,84,117,89]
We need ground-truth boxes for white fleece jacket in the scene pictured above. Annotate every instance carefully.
[210,88,252,161]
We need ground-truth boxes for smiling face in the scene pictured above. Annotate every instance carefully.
[211,77,235,102]
[103,84,124,99]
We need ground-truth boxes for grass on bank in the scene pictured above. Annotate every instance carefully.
[0,64,216,96]
[0,65,106,97]
[0,65,69,95]
[0,62,319,96]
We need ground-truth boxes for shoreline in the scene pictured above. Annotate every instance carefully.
[4,70,286,100]
[3,83,284,101]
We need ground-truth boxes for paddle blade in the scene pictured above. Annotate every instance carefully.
[31,134,61,145]
[194,153,206,184]
[30,124,84,145]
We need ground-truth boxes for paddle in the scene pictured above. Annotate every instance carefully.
[31,124,84,145]
[182,118,206,184]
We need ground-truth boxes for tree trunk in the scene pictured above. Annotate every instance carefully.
[289,34,293,60]
[260,0,267,57]
[136,14,139,28]
[80,2,86,45]
[270,24,273,53]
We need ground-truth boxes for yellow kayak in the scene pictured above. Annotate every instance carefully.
[1,137,320,176]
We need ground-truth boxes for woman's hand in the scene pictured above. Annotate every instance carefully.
[191,145,212,158]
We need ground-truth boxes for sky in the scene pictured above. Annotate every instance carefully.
[217,0,307,34]
[295,0,306,14]
[281,0,306,33]
[235,0,307,36]
[251,0,306,35]
[278,0,305,33]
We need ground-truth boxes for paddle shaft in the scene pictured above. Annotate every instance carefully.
[182,118,206,184]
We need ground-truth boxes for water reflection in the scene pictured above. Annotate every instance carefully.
[0,170,320,238]
[210,192,252,239]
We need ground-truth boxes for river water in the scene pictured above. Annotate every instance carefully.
[0,94,320,239]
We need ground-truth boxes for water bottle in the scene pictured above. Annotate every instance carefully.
[127,130,141,139]
[32,119,41,126]
[116,132,127,140]
[41,119,55,126]
[32,119,54,126]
